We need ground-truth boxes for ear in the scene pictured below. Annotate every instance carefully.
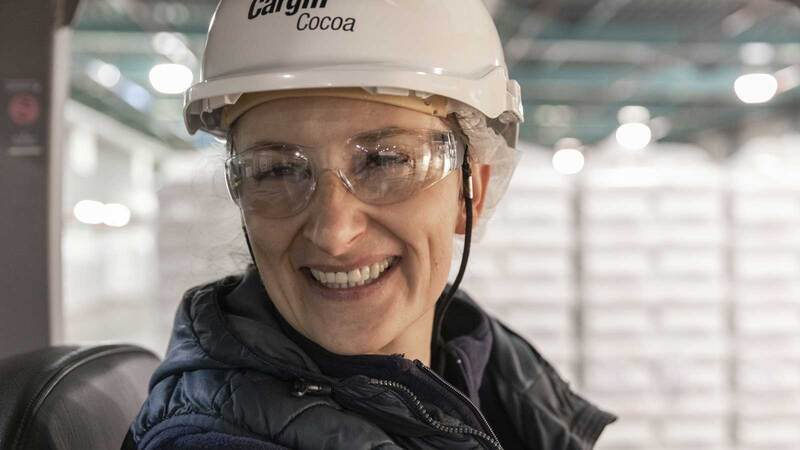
[455,163,491,235]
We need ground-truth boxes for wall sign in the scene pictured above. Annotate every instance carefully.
[1,78,45,157]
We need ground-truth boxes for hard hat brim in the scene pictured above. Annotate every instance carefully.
[184,65,523,143]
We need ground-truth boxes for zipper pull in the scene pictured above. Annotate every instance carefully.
[291,379,332,397]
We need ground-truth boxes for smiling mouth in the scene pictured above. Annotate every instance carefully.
[306,256,400,289]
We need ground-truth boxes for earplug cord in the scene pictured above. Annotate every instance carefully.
[432,144,473,374]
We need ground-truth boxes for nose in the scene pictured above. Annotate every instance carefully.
[302,170,367,257]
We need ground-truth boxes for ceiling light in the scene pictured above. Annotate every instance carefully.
[552,148,585,175]
[552,138,585,175]
[616,123,652,150]
[148,63,193,95]
[734,73,778,104]
[73,200,105,225]
[739,43,775,66]
[103,203,132,227]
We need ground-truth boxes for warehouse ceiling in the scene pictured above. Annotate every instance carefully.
[70,0,800,150]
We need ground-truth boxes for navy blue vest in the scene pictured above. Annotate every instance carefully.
[129,269,615,449]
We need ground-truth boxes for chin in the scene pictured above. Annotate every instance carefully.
[312,323,399,356]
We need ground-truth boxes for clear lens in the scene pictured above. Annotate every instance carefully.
[226,129,461,217]
[349,128,427,204]
[230,146,316,218]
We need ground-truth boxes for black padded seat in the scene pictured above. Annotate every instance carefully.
[0,345,159,450]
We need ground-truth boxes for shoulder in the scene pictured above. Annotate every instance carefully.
[135,367,395,450]
[485,315,617,448]
[175,273,244,323]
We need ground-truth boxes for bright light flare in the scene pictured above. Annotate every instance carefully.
[73,200,132,227]
[148,63,193,95]
[616,123,652,150]
[103,203,132,227]
[735,73,778,104]
[552,148,585,175]
[73,200,105,225]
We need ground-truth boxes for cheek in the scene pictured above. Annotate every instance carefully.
[387,177,461,290]
[244,214,303,281]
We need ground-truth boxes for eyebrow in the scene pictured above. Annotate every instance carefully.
[241,140,307,152]
[353,127,452,141]
[350,127,410,140]
[242,127,428,151]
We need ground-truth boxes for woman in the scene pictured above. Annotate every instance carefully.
[126,1,615,449]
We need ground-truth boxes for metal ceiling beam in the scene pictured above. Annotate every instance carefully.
[72,31,800,69]
[579,0,633,28]
[71,31,206,55]
[518,40,747,66]
[73,0,218,35]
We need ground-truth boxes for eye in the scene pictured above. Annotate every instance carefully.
[364,147,412,168]
[254,162,311,180]
[243,146,312,182]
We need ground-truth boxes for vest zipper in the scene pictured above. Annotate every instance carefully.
[414,361,502,447]
[369,378,504,450]
[291,379,332,397]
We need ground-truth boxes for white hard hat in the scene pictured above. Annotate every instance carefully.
[184,0,524,149]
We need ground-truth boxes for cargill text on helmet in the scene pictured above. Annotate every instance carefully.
[249,0,328,18]
[248,0,357,32]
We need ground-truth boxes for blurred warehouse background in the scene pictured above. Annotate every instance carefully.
[10,0,800,449]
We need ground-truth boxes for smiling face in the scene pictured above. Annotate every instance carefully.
[232,96,487,362]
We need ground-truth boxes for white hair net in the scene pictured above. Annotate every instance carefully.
[447,100,522,242]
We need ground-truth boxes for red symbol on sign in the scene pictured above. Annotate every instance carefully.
[8,93,41,126]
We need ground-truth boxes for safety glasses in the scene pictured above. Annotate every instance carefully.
[225,127,464,218]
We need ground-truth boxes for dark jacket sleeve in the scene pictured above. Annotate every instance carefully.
[128,425,292,450]
[489,320,617,449]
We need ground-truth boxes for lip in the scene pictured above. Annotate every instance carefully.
[303,257,401,301]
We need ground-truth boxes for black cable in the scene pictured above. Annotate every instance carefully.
[432,145,473,374]
[243,221,259,272]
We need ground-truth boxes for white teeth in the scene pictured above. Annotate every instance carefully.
[310,257,396,289]
[348,269,362,283]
